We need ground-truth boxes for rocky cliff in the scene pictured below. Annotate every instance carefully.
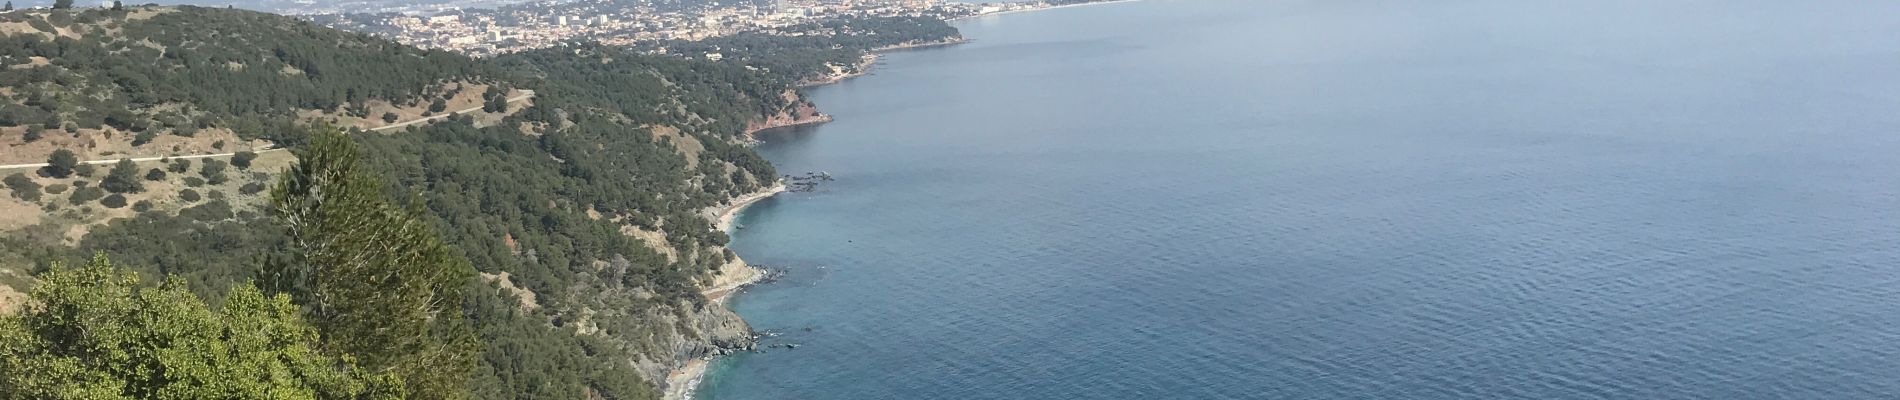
[746,90,834,135]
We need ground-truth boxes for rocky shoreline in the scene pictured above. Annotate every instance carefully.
[661,183,788,400]
[662,33,975,400]
[797,37,972,88]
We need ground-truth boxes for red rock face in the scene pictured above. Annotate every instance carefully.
[744,91,833,135]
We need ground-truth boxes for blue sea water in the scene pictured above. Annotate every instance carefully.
[699,0,1900,398]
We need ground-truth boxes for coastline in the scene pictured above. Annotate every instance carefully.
[661,183,785,400]
[798,37,972,88]
[716,183,787,233]
[663,259,764,400]
[664,10,1058,397]
[947,0,1144,22]
[743,114,833,137]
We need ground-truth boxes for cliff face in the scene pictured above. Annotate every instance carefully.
[746,90,834,135]
[637,257,760,377]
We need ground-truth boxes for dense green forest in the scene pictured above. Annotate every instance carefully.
[0,5,967,400]
[0,6,498,142]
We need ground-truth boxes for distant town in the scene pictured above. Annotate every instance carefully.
[303,0,1115,57]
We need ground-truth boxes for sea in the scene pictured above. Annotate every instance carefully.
[699,0,1900,398]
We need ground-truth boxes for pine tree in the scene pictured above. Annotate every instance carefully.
[51,0,72,9]
[270,128,476,400]
[41,149,76,178]
[102,158,143,193]
[4,2,13,12]
[110,0,122,11]
[0,254,402,399]
[232,151,258,169]
[485,92,509,113]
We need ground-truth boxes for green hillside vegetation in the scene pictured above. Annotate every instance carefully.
[0,255,402,400]
[0,5,966,400]
[0,6,493,142]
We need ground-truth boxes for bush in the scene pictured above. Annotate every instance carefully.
[74,164,96,178]
[168,159,191,173]
[25,18,53,34]
[232,151,257,169]
[5,173,41,201]
[131,200,153,212]
[178,189,200,202]
[238,182,265,195]
[145,168,167,181]
[68,186,105,204]
[102,159,143,194]
[100,194,127,208]
[212,140,225,150]
[383,112,399,123]
[207,190,225,200]
[44,184,68,194]
[132,130,156,146]
[42,149,77,178]
[182,177,205,187]
[200,159,227,179]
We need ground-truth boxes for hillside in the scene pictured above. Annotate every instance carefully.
[0,3,964,399]
[0,5,803,400]
[0,6,520,165]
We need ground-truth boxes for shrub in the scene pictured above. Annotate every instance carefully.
[182,177,205,187]
[144,168,166,181]
[68,186,104,204]
[74,164,96,178]
[131,200,153,212]
[100,194,127,208]
[232,151,257,169]
[168,159,191,173]
[5,173,41,201]
[179,189,200,202]
[44,184,67,194]
[200,159,227,179]
[42,149,77,178]
[238,182,265,195]
[101,159,143,194]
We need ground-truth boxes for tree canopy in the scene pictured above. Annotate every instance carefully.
[0,254,402,400]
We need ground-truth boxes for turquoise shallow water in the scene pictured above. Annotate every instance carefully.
[700,0,1900,398]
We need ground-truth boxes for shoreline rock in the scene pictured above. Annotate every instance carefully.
[659,35,972,400]
[662,184,787,400]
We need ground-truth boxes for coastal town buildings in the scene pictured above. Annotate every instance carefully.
[303,0,1067,57]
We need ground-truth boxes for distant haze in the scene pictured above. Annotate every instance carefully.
[10,0,546,14]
